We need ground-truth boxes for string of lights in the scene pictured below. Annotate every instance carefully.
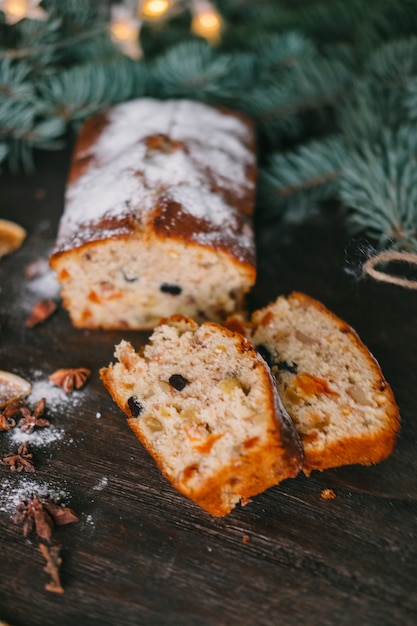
[0,0,223,60]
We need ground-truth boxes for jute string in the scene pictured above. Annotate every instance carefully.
[363,251,417,289]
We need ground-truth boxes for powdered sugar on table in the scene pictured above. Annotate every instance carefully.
[0,477,68,516]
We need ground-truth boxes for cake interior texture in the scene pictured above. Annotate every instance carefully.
[53,236,253,329]
[50,98,257,329]
[100,316,303,516]
[251,293,400,472]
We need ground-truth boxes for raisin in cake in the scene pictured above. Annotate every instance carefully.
[100,316,303,516]
[50,98,256,329]
[249,292,400,473]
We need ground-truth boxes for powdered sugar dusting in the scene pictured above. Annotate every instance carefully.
[9,424,64,447]
[0,476,68,516]
[167,186,233,225]
[54,98,255,256]
[26,268,60,301]
[92,476,108,491]
[28,377,85,411]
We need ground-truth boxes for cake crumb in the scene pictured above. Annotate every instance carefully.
[321,488,336,500]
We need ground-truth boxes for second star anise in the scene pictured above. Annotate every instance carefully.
[49,368,91,393]
[1,441,35,472]
[18,397,50,434]
[13,496,79,542]
[0,412,16,432]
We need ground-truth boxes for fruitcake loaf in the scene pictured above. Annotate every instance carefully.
[50,98,257,329]
[100,315,303,516]
[249,292,400,473]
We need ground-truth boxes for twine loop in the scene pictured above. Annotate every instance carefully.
[363,250,417,289]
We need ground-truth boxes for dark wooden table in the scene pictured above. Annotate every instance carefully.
[1,146,416,626]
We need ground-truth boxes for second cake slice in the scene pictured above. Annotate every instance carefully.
[249,292,400,473]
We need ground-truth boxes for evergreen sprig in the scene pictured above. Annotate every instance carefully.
[1,0,417,252]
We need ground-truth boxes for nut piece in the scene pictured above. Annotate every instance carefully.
[0,219,26,259]
[219,378,243,394]
[348,384,374,406]
[0,371,32,409]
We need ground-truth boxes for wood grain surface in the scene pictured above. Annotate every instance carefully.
[1,146,416,626]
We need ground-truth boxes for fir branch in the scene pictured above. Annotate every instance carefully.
[38,59,149,124]
[239,57,352,140]
[150,40,236,100]
[0,142,8,170]
[1,24,109,61]
[364,36,417,82]
[0,97,64,171]
[0,58,34,100]
[340,127,417,251]
[405,77,417,121]
[258,137,346,220]
[251,31,316,77]
[1,17,63,66]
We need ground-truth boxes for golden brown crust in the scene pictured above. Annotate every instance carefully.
[50,99,257,330]
[51,99,257,268]
[250,291,401,474]
[100,316,303,516]
[125,416,301,517]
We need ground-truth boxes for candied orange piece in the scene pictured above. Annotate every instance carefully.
[294,372,339,398]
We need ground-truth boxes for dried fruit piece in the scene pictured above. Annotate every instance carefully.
[0,370,31,409]
[143,416,164,432]
[127,396,144,417]
[0,219,26,259]
[219,378,243,394]
[321,488,336,500]
[160,283,182,295]
[293,373,339,398]
[168,374,189,391]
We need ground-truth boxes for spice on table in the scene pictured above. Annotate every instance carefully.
[39,543,64,594]
[49,367,91,392]
[0,371,32,410]
[18,398,50,434]
[25,299,57,327]
[1,441,35,473]
[0,412,16,432]
[13,496,79,542]
[0,218,26,259]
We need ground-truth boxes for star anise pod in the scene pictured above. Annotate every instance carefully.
[18,397,50,434]
[13,496,78,542]
[14,497,54,541]
[0,399,29,431]
[25,299,57,328]
[0,412,16,431]
[49,367,91,393]
[3,399,24,419]
[1,441,35,472]
[39,543,64,594]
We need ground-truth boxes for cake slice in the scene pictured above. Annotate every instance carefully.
[249,292,400,473]
[100,315,303,516]
[50,98,257,329]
